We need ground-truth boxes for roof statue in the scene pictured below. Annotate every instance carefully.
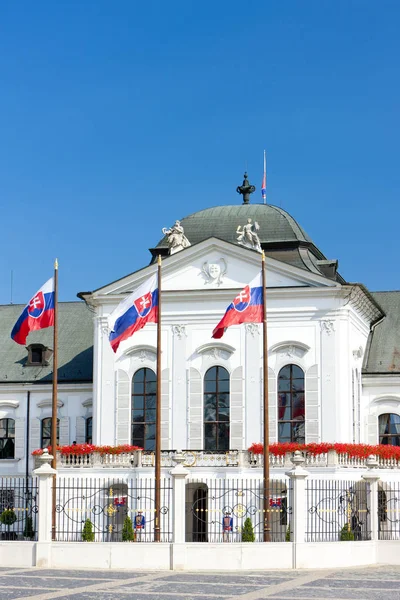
[236,218,262,253]
[162,220,191,255]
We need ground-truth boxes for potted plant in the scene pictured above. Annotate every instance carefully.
[82,519,95,542]
[122,516,135,542]
[241,517,255,542]
[0,509,17,540]
[23,516,35,540]
[340,523,355,541]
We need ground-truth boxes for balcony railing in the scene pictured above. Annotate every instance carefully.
[54,449,400,470]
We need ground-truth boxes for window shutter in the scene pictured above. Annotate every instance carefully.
[305,364,319,443]
[230,367,244,449]
[367,414,377,445]
[161,368,170,450]
[15,418,25,459]
[76,416,86,444]
[188,367,202,449]
[59,416,70,446]
[30,418,41,453]
[116,369,130,445]
[268,367,277,443]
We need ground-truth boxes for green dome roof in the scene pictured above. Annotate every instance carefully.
[156,204,313,248]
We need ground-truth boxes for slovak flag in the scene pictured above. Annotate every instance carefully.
[108,274,158,353]
[11,278,55,345]
[212,272,263,339]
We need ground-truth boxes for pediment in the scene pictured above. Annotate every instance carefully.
[90,238,339,302]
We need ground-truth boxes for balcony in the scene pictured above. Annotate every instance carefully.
[54,449,400,470]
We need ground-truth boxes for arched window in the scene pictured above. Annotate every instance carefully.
[86,417,93,444]
[131,368,156,450]
[204,366,230,451]
[0,419,15,459]
[278,364,305,443]
[379,414,400,446]
[41,417,59,449]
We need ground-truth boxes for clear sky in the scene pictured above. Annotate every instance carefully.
[1,1,399,304]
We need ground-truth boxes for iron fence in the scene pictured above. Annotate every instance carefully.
[0,477,38,541]
[186,478,292,543]
[378,482,400,540]
[55,477,172,542]
[306,479,371,542]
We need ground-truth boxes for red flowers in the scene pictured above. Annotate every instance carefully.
[248,442,400,460]
[32,444,143,456]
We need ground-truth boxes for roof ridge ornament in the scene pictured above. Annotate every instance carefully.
[236,172,256,204]
[162,220,191,254]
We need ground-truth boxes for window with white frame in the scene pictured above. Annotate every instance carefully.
[278,364,305,443]
[131,368,156,450]
[41,417,59,448]
[379,413,400,446]
[0,418,15,459]
[203,366,230,451]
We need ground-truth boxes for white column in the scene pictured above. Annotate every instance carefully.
[33,449,56,567]
[286,450,309,569]
[361,455,380,541]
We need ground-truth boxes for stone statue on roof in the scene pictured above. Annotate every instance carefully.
[236,218,262,252]
[162,220,191,255]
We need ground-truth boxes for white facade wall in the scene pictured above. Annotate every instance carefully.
[0,384,92,475]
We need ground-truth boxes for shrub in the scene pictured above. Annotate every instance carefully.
[82,519,95,542]
[340,524,355,541]
[286,526,291,542]
[23,516,35,539]
[122,516,135,542]
[0,509,17,527]
[241,517,255,542]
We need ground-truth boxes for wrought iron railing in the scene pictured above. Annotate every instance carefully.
[0,477,38,541]
[186,477,292,543]
[306,479,371,542]
[55,476,172,542]
[378,481,400,540]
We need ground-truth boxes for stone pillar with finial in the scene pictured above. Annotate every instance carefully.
[33,449,56,567]
[236,172,256,205]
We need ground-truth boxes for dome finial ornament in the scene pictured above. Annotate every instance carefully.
[236,172,256,204]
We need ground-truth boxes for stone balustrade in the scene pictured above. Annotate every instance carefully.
[52,448,400,470]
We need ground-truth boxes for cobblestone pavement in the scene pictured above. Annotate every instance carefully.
[0,565,399,600]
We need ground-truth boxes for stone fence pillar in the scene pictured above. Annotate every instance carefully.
[286,450,309,568]
[169,450,189,544]
[33,449,56,567]
[361,455,380,541]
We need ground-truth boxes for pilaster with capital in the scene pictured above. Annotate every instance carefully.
[171,325,188,448]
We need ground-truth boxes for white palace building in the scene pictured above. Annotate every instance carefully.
[0,173,400,569]
[1,172,399,474]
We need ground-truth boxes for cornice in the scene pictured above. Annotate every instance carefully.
[0,400,19,409]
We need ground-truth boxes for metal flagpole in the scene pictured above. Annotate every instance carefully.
[263,150,267,205]
[154,255,162,542]
[51,258,58,541]
[261,250,270,541]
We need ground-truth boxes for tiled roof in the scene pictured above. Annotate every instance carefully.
[156,204,313,248]
[364,291,400,374]
[0,302,93,383]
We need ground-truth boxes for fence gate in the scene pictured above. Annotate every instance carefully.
[185,479,292,543]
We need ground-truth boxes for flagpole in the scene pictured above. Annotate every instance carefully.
[51,258,58,541]
[261,250,270,542]
[263,150,267,205]
[154,255,162,542]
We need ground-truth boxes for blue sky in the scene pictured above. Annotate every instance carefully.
[1,1,399,304]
